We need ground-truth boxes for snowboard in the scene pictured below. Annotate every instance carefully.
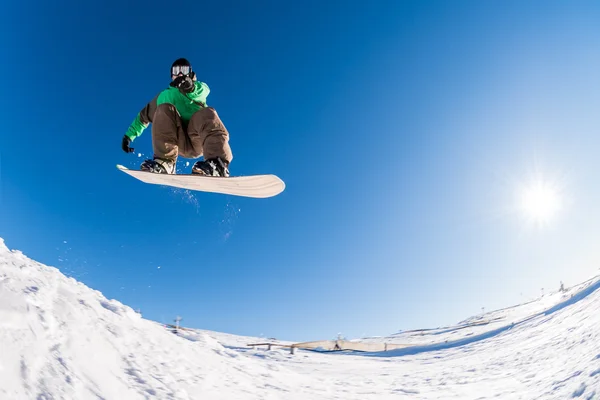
[116,164,285,198]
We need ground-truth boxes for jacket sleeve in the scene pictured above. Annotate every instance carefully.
[189,81,210,107]
[125,94,159,141]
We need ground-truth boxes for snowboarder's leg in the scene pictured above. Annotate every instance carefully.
[142,103,184,174]
[186,107,233,177]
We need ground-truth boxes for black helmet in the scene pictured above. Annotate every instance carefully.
[171,58,192,76]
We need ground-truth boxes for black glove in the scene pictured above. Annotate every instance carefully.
[122,135,134,153]
[170,75,194,93]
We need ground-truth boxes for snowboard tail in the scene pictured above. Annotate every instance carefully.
[117,164,285,198]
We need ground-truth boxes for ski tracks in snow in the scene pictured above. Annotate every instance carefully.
[0,254,73,399]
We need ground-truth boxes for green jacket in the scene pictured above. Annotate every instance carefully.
[125,81,210,141]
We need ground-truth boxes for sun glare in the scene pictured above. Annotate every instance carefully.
[519,179,562,226]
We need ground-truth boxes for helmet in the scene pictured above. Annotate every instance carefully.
[171,58,192,77]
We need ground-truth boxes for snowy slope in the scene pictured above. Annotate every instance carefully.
[356,278,599,349]
[1,237,599,399]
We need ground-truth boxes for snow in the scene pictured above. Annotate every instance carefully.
[1,237,599,399]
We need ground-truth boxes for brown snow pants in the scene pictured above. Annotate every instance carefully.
[151,103,233,164]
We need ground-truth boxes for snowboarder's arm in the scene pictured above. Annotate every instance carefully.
[125,94,159,141]
[189,81,210,107]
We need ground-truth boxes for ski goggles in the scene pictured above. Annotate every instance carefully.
[172,65,191,76]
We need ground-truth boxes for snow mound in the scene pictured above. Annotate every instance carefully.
[0,240,310,399]
[1,238,600,400]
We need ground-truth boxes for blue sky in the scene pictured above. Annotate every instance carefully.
[2,0,600,341]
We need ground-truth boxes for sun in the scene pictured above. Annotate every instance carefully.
[519,178,562,226]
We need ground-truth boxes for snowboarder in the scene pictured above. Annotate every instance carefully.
[121,58,232,176]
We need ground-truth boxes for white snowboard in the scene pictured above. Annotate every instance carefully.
[117,164,285,198]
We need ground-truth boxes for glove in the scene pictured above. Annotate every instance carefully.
[170,75,194,93]
[122,135,134,153]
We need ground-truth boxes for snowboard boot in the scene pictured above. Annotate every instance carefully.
[191,157,230,177]
[140,158,175,174]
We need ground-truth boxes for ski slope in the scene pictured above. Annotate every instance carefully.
[1,237,599,399]
[356,277,600,351]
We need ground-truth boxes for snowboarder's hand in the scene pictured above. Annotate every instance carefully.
[170,75,194,93]
[122,135,134,153]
